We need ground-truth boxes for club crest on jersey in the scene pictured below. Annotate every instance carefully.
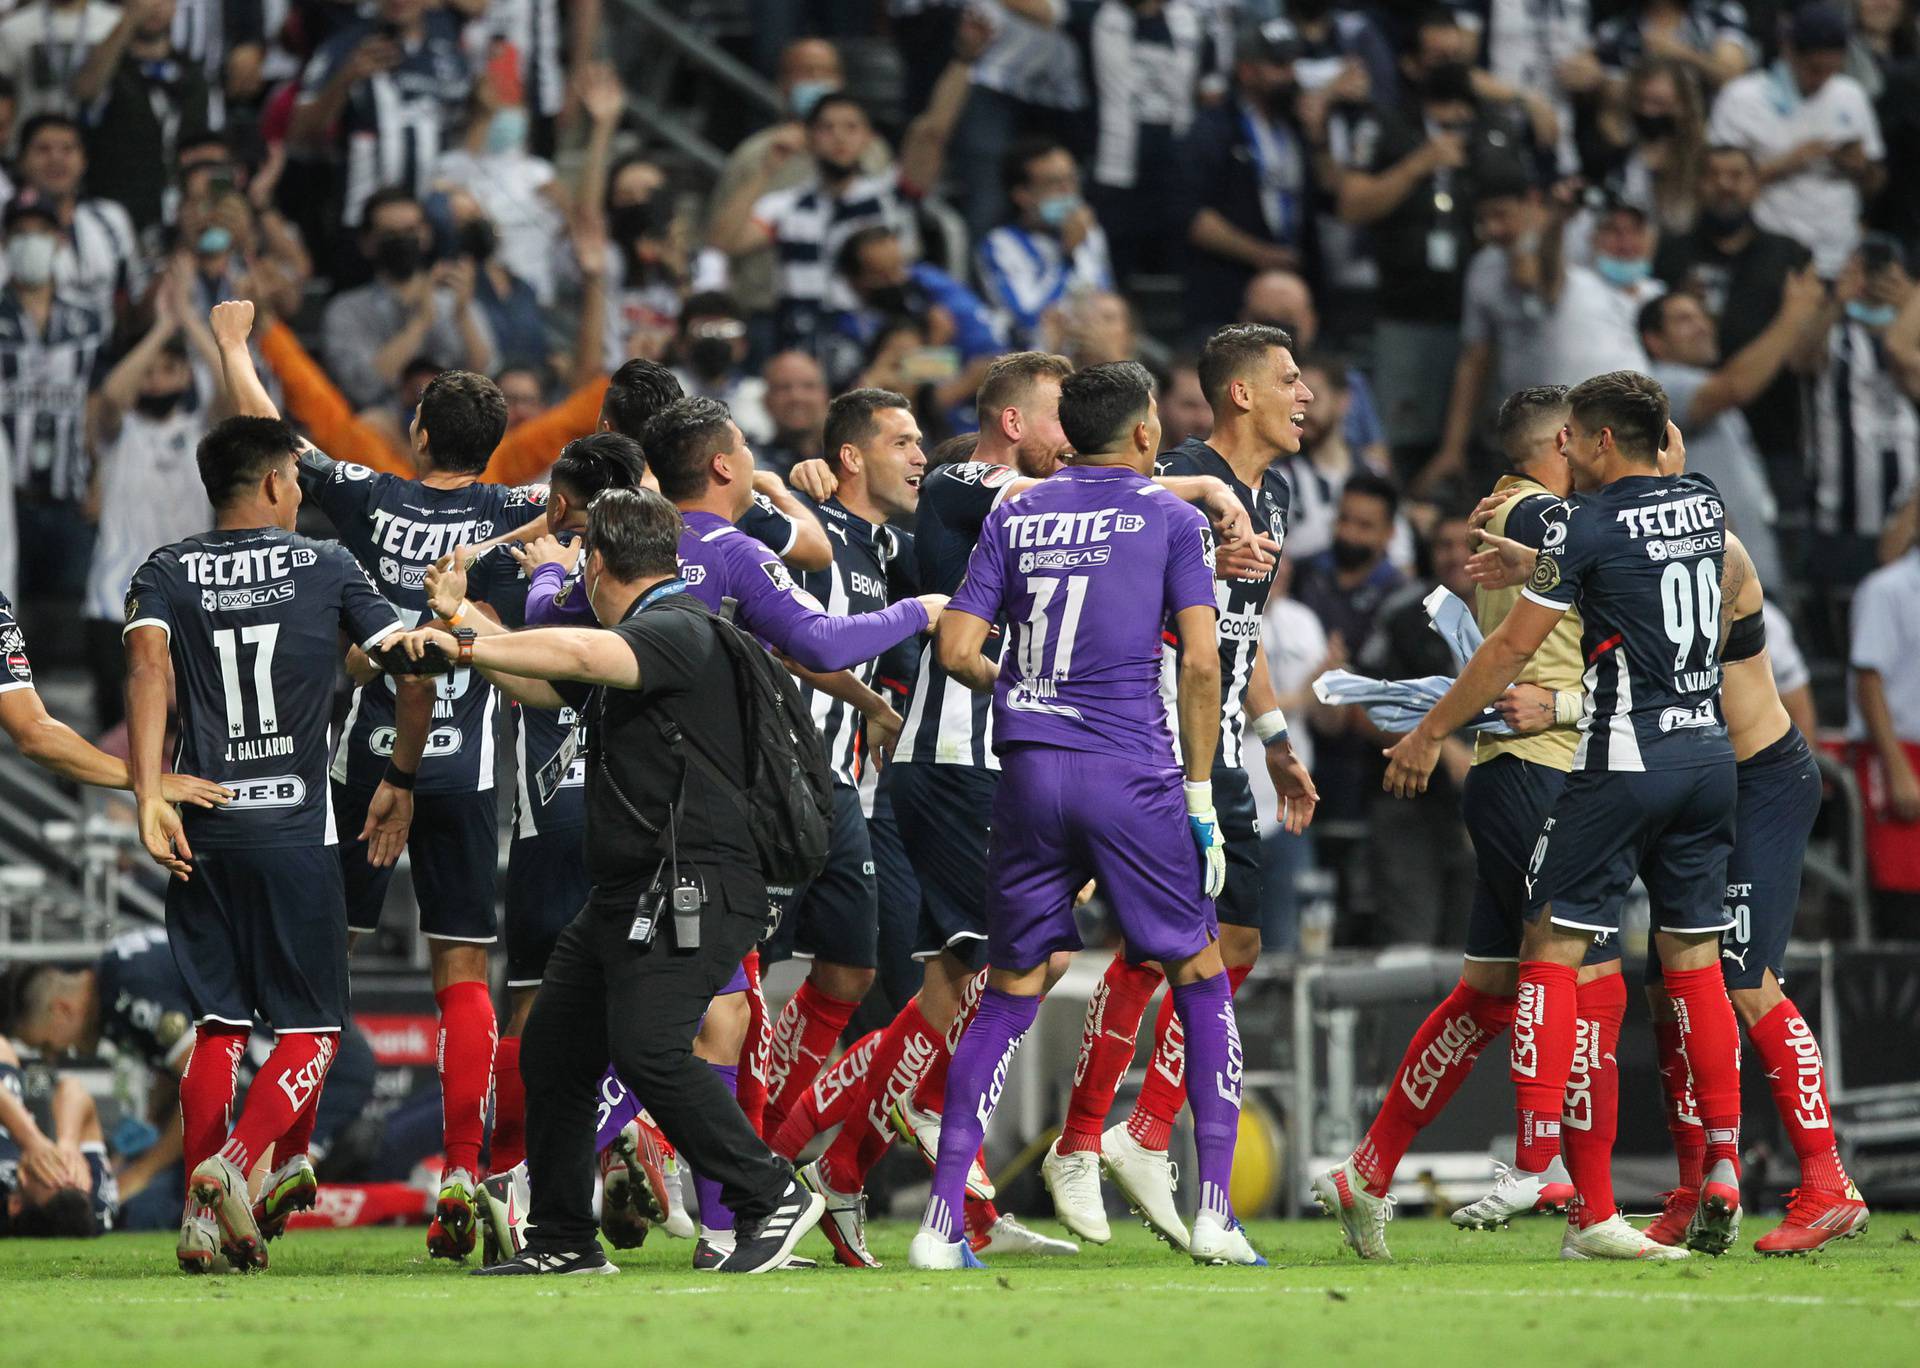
[123,595,139,624]
[1529,555,1561,593]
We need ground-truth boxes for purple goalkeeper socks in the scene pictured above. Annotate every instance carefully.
[1173,972,1242,1222]
[691,1063,738,1233]
[919,987,1039,1243]
[593,1066,645,1153]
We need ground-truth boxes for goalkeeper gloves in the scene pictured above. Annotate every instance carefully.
[1185,779,1226,900]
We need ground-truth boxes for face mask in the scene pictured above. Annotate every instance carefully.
[1632,112,1678,141]
[817,155,860,182]
[1037,194,1080,229]
[135,389,190,418]
[1595,255,1651,288]
[373,232,423,280]
[197,225,233,255]
[689,334,736,379]
[1696,204,1751,239]
[609,201,661,245]
[456,219,497,261]
[1331,537,1374,570]
[1847,301,1899,328]
[6,233,57,287]
[486,107,529,157]
[788,80,835,119]
[865,283,910,316]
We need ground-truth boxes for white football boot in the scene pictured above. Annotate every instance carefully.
[1041,1141,1111,1244]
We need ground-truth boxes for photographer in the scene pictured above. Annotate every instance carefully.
[387,488,823,1277]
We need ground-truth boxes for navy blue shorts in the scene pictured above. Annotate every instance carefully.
[763,782,877,969]
[166,844,348,1031]
[892,761,996,970]
[333,782,500,942]
[504,826,590,987]
[1463,757,1620,965]
[867,771,925,1002]
[1721,728,1822,990]
[1213,765,1263,930]
[1527,761,1737,938]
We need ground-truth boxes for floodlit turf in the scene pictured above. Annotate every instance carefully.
[6,1215,1919,1367]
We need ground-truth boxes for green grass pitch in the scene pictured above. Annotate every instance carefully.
[6,1216,1918,1367]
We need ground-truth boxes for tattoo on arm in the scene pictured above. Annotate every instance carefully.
[1718,540,1749,644]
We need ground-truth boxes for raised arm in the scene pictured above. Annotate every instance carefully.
[1685,266,1826,423]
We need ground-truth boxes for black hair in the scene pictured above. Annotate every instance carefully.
[1567,370,1669,463]
[1058,361,1156,456]
[805,92,869,130]
[928,432,980,469]
[360,185,422,229]
[1197,322,1295,410]
[196,416,300,508]
[642,397,737,503]
[680,290,741,324]
[18,112,82,152]
[1495,384,1570,463]
[4,1186,99,1239]
[1001,135,1070,197]
[1342,469,1400,520]
[602,358,685,443]
[417,370,508,474]
[1637,293,1679,343]
[824,388,912,472]
[552,432,647,508]
[583,488,685,583]
[835,224,896,281]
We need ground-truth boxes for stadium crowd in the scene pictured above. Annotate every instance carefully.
[0,0,1917,1264]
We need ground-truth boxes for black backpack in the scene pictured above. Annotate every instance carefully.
[664,599,833,886]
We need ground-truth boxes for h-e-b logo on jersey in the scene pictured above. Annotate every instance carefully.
[225,775,308,809]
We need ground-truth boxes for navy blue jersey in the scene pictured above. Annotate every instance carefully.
[296,444,547,794]
[899,461,1021,769]
[1524,473,1733,772]
[95,926,198,1072]
[796,496,911,787]
[124,527,402,848]
[467,539,586,836]
[1156,438,1289,771]
[0,591,33,698]
[740,491,802,559]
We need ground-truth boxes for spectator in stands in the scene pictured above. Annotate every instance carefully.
[1803,237,1920,582]
[1639,271,1829,591]
[827,225,1002,393]
[0,0,119,134]
[708,23,975,359]
[1430,182,1653,497]
[671,292,770,443]
[976,137,1112,351]
[755,350,830,479]
[1280,358,1412,570]
[1588,0,1756,92]
[1241,267,1387,469]
[290,0,472,228]
[67,0,211,234]
[704,38,893,324]
[1085,0,1203,279]
[1481,0,1588,175]
[1654,143,1815,500]
[1289,0,1397,105]
[1355,513,1479,945]
[445,190,547,376]
[1590,59,1711,240]
[1,192,108,601]
[1849,535,1920,935]
[479,0,593,149]
[1047,287,1136,369]
[1179,19,1324,333]
[9,114,141,324]
[1336,23,1538,478]
[949,0,1087,240]
[496,364,550,433]
[1159,362,1211,449]
[1847,0,1919,97]
[319,186,495,413]
[1708,3,1885,275]
[174,186,308,324]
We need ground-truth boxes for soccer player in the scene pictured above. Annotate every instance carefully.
[1382,371,1743,1260]
[211,299,539,1259]
[1312,387,1625,1260]
[122,413,428,1272]
[0,1034,116,1239]
[1045,323,1320,1249]
[909,360,1259,1270]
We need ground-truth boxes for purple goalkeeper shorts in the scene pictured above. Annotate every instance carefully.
[985,744,1216,971]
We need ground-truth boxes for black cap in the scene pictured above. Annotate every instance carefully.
[2,191,58,233]
[1788,3,1850,52]
[1240,18,1302,65]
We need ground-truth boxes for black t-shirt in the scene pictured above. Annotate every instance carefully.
[556,589,755,906]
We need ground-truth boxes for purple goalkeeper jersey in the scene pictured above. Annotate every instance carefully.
[949,463,1218,764]
[676,509,930,672]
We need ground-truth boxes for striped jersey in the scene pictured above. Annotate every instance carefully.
[795,495,913,788]
[480,0,567,118]
[1155,438,1288,773]
[296,444,547,795]
[975,224,1113,349]
[751,167,918,352]
[83,405,212,621]
[898,459,1024,769]
[0,289,107,502]
[1808,318,1920,539]
[1524,472,1733,773]
[0,199,144,320]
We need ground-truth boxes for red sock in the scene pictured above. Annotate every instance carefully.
[763,979,860,1139]
[819,998,942,1191]
[1060,959,1163,1153]
[1125,963,1253,1152]
[1663,963,1742,1175]
[1747,998,1847,1192]
[1651,1015,1706,1189]
[1511,961,1579,1173]
[180,1025,249,1176]
[277,1078,324,1163]
[1562,975,1626,1226]
[435,982,497,1177]
[738,952,770,1136]
[964,1195,1000,1251]
[770,1027,882,1159]
[490,1035,526,1173]
[1354,979,1515,1194]
[223,1032,336,1175]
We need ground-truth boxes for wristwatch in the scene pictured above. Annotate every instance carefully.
[454,626,477,666]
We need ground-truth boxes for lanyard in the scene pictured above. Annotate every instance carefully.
[622,577,688,621]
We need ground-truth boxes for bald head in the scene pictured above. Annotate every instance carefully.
[1242,270,1317,349]
[779,38,843,91]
